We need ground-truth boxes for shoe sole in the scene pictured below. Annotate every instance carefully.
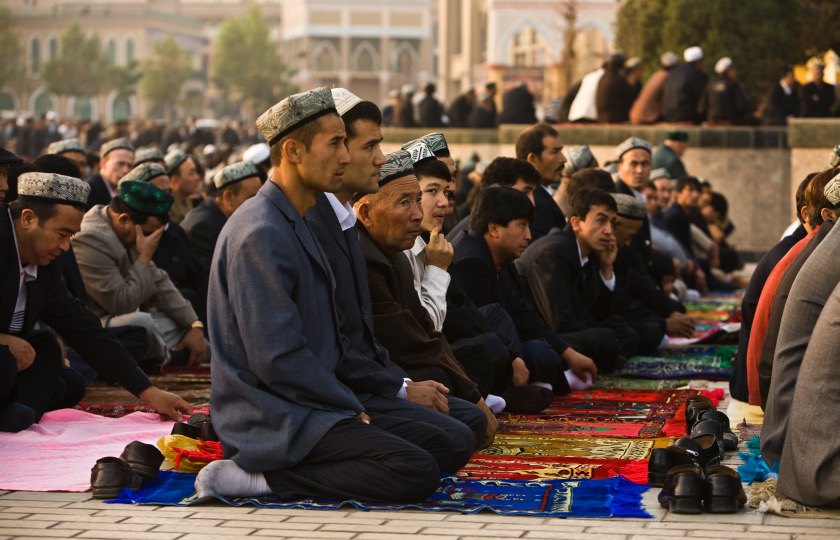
[664,496,703,514]
[91,486,126,499]
[705,497,742,513]
[648,472,666,486]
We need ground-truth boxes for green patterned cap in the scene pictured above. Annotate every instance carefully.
[612,193,646,220]
[562,145,594,176]
[257,86,337,146]
[47,138,85,155]
[164,149,189,175]
[420,133,449,155]
[120,163,168,185]
[615,136,652,160]
[18,172,90,205]
[824,171,840,205]
[214,160,260,189]
[378,150,416,186]
[402,140,436,166]
[135,147,165,166]
[118,180,174,215]
[665,130,689,142]
[100,138,134,158]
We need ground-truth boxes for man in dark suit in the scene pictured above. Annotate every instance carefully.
[800,59,835,118]
[760,66,799,126]
[354,150,500,443]
[1,172,191,432]
[305,89,487,466]
[84,138,135,210]
[198,87,447,503]
[514,123,566,241]
[516,188,639,373]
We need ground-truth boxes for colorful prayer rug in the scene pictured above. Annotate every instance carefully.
[477,434,669,460]
[618,355,734,380]
[457,455,648,484]
[109,470,651,518]
[497,416,665,438]
[593,375,690,389]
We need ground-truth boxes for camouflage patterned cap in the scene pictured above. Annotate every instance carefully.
[650,168,671,181]
[378,150,416,186]
[615,136,652,160]
[18,172,90,205]
[612,193,646,220]
[120,163,168,185]
[402,140,436,166]
[828,144,840,169]
[118,180,174,215]
[214,160,260,189]
[257,86,337,146]
[824,171,840,205]
[330,88,363,117]
[46,138,85,155]
[100,137,134,158]
[562,145,594,177]
[134,147,165,166]
[164,149,189,175]
[420,133,449,155]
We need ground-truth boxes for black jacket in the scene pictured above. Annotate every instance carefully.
[661,63,708,123]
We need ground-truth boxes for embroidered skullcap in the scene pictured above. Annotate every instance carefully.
[47,139,85,155]
[684,46,703,63]
[134,147,165,166]
[330,88,363,117]
[715,57,733,75]
[243,143,270,165]
[612,193,646,220]
[665,130,689,142]
[562,145,594,177]
[257,86,336,147]
[120,163,168,185]
[164,149,189,175]
[214,160,260,189]
[118,180,174,215]
[0,146,22,166]
[650,168,671,181]
[18,172,90,205]
[828,144,840,169]
[615,136,652,160]
[402,140,436,167]
[824,171,840,205]
[660,51,679,68]
[100,138,134,158]
[378,150,415,186]
[419,133,449,155]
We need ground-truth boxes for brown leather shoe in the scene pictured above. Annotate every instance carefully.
[90,457,143,499]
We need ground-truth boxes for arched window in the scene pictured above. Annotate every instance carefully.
[312,41,340,72]
[126,38,135,64]
[112,95,131,121]
[33,91,57,118]
[0,92,16,111]
[350,41,380,72]
[106,38,117,65]
[73,96,93,121]
[390,41,419,74]
[30,37,41,75]
[48,37,58,60]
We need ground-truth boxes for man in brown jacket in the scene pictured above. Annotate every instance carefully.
[630,51,679,125]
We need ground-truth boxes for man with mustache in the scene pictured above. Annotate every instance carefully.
[515,123,567,241]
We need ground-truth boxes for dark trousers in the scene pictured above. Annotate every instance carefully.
[561,318,641,374]
[263,415,443,503]
[0,345,36,432]
[362,393,486,473]
[450,333,510,397]
[627,319,665,356]
[520,339,571,395]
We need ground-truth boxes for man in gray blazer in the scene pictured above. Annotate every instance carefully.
[197,87,446,503]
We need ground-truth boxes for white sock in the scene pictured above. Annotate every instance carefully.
[565,370,593,391]
[194,460,271,498]
[485,394,507,414]
[530,381,553,391]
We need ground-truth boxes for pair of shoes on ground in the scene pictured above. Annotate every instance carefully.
[90,441,164,499]
[648,434,721,486]
[657,463,746,514]
[685,395,738,453]
[171,412,218,442]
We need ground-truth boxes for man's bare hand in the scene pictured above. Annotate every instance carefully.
[405,381,450,414]
[511,357,529,387]
[0,334,36,372]
[135,224,165,264]
[424,227,454,270]
[563,348,598,383]
[597,237,617,278]
[138,386,192,422]
[475,397,499,449]
[357,411,371,424]
[665,312,696,338]
[172,327,207,366]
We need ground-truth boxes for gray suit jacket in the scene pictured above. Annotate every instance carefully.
[761,222,840,466]
[208,181,363,471]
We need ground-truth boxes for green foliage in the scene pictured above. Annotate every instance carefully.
[140,35,193,114]
[42,23,106,97]
[796,0,840,57]
[214,3,297,112]
[0,7,25,91]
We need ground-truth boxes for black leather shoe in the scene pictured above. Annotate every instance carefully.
[187,413,219,442]
[171,422,201,439]
[90,457,143,499]
[676,434,721,469]
[690,418,725,455]
[648,445,696,486]
[685,400,716,433]
[697,410,739,451]
[119,441,164,480]
[703,465,746,513]
[658,464,704,514]
[501,384,554,414]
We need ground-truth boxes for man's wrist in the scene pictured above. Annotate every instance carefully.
[190,320,205,330]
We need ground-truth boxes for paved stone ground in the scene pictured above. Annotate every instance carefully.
[2,380,839,539]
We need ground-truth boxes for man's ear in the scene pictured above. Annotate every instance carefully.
[487,222,500,238]
[800,205,810,225]
[821,206,836,223]
[569,215,581,232]
[526,152,539,168]
[355,198,373,228]
[19,208,38,230]
[282,138,302,164]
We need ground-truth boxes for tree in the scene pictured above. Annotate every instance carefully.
[140,35,193,120]
[796,0,840,58]
[214,3,297,115]
[0,7,26,96]
[42,23,107,98]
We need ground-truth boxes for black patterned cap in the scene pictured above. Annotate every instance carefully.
[164,149,189,175]
[615,136,652,160]
[18,172,90,205]
[101,138,135,158]
[118,180,174,215]
[120,163,168,185]
[402,140,436,166]
[612,193,646,220]
[135,147,165,166]
[214,160,260,189]
[47,139,85,155]
[0,147,22,166]
[257,87,337,146]
[379,150,416,186]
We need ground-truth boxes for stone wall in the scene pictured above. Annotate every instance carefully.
[384,123,813,256]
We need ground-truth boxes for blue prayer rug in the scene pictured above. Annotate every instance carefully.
[109,470,651,518]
